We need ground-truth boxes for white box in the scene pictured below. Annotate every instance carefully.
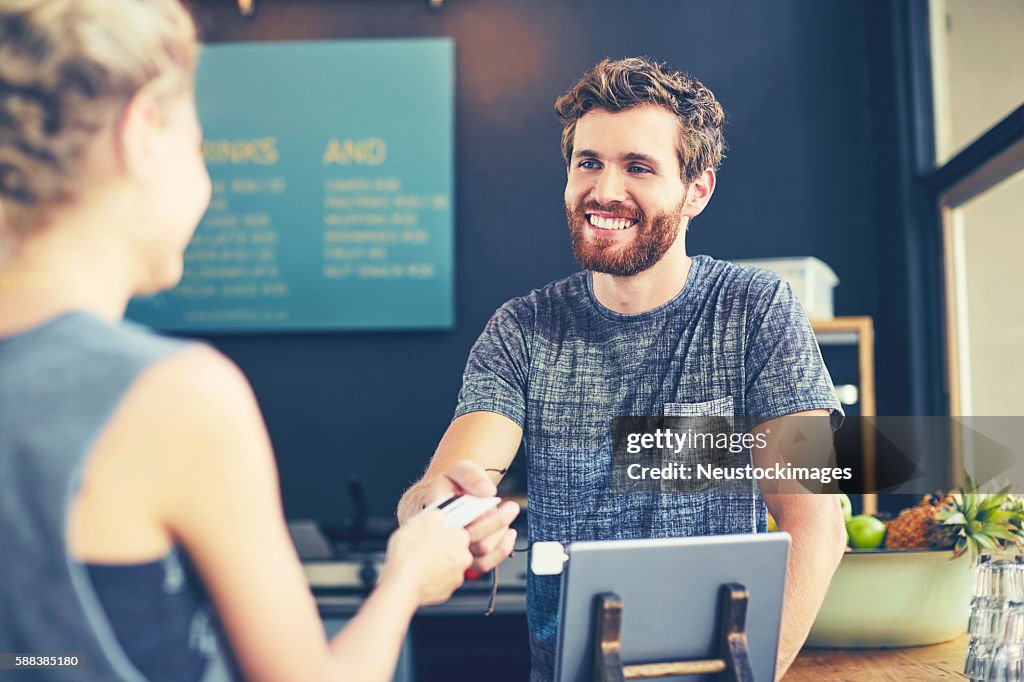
[731,256,839,320]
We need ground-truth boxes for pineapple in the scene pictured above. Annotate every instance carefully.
[884,493,956,550]
[884,481,1024,559]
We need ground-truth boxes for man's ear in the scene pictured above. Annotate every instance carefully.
[115,92,161,179]
[682,168,716,218]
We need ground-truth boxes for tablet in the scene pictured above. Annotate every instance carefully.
[554,533,790,681]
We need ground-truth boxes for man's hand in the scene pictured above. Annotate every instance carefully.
[408,461,521,574]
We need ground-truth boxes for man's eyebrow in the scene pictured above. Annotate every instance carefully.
[622,152,661,167]
[572,150,663,168]
[572,148,601,160]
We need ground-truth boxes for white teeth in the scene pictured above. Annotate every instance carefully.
[588,215,635,230]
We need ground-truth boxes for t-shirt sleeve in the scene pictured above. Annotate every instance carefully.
[453,305,530,427]
[744,279,844,430]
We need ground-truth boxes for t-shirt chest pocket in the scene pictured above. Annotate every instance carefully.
[663,396,735,417]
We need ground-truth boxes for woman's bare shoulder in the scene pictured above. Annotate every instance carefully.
[107,343,276,512]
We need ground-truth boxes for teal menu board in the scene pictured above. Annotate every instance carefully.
[127,39,454,332]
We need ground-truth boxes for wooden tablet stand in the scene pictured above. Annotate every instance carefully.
[592,583,754,681]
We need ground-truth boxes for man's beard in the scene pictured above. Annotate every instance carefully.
[565,199,684,277]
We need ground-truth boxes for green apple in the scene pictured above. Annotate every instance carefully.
[838,493,852,521]
[846,514,886,549]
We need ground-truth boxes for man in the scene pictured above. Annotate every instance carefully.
[398,57,847,680]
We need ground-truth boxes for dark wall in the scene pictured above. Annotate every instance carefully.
[189,0,881,522]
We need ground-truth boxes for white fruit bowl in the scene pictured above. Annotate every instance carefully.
[805,548,974,648]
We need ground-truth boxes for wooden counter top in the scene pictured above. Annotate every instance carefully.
[785,635,969,680]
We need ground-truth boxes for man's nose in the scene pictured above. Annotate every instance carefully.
[592,167,627,205]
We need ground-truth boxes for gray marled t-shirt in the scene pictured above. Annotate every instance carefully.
[454,254,842,679]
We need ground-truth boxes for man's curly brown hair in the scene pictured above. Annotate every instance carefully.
[554,57,726,183]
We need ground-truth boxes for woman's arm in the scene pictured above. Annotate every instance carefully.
[134,345,470,682]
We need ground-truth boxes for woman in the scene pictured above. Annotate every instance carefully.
[0,2,502,680]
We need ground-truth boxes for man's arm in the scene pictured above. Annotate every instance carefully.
[397,411,524,573]
[751,410,846,681]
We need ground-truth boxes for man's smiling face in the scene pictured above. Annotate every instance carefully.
[564,104,690,277]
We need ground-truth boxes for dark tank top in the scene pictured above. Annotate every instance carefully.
[0,311,237,681]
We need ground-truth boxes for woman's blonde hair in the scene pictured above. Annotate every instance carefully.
[0,0,198,235]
